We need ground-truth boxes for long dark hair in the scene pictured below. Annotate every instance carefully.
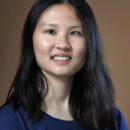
[6,0,115,129]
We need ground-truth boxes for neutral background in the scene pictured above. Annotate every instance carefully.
[0,0,129,128]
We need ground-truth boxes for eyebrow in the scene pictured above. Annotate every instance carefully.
[41,23,82,28]
[41,23,58,27]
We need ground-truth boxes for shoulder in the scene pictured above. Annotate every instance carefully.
[0,103,40,130]
[0,103,16,116]
[0,104,23,130]
[113,107,128,130]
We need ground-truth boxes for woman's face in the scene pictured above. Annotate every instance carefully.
[33,4,86,78]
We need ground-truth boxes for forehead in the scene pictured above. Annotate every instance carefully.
[37,4,82,25]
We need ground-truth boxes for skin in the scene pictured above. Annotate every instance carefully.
[33,4,86,120]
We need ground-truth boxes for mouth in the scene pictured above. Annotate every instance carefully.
[52,56,71,61]
[51,54,72,61]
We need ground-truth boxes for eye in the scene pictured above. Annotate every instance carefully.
[45,30,56,35]
[70,31,81,35]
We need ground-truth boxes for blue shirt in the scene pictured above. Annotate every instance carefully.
[0,104,128,130]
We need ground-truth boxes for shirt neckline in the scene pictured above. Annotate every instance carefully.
[40,110,75,124]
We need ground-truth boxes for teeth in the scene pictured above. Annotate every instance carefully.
[53,57,70,60]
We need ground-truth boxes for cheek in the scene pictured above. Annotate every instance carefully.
[78,45,86,56]
[72,44,86,74]
[77,47,86,67]
[32,34,54,68]
[74,40,86,70]
[33,34,54,56]
[74,40,86,60]
[33,34,51,48]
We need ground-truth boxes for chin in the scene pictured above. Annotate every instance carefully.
[53,73,73,77]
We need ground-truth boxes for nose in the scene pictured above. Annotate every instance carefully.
[55,34,71,50]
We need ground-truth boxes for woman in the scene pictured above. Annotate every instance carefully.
[0,0,128,129]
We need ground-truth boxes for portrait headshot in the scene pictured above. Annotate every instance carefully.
[0,0,129,129]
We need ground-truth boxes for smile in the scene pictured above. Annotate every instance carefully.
[53,57,71,61]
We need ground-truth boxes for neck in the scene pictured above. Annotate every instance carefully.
[42,74,74,110]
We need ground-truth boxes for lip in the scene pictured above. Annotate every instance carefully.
[51,53,72,65]
[51,53,72,59]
